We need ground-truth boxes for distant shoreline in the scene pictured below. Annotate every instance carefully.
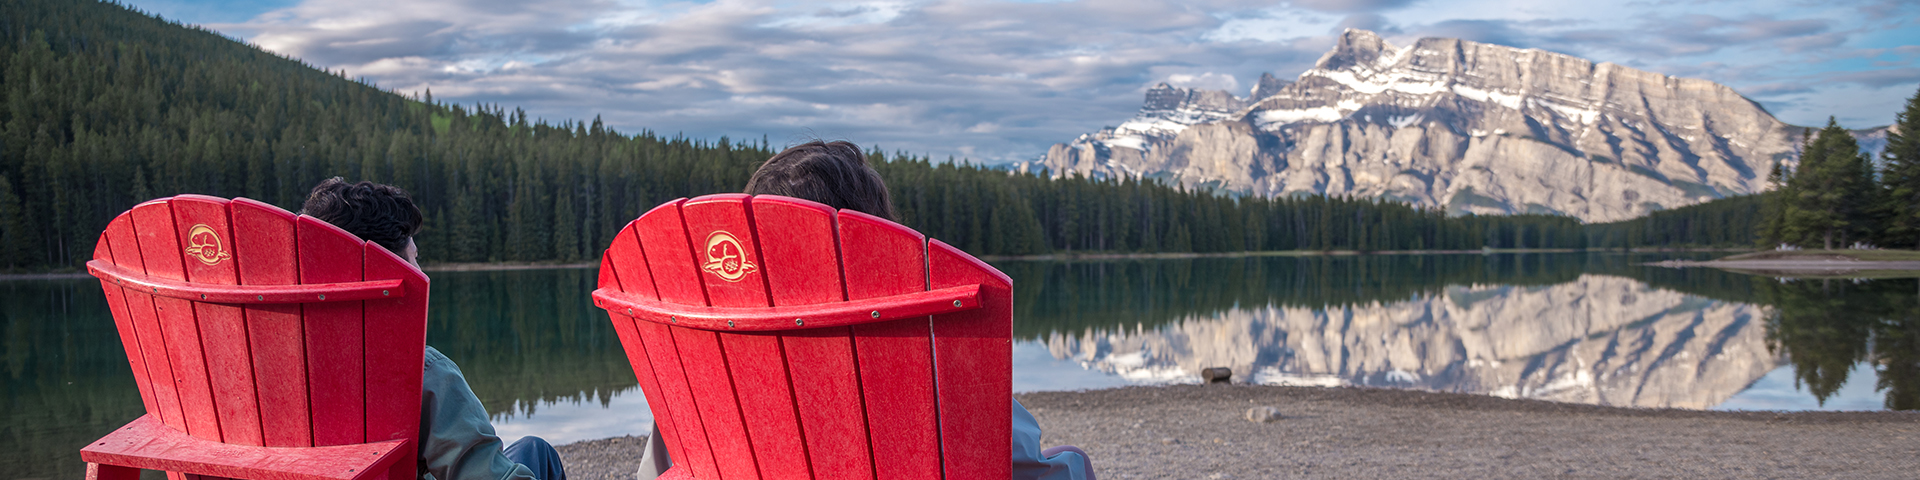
[1649,249,1920,277]
[0,249,1754,281]
[975,247,1747,262]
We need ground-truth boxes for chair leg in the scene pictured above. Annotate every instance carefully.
[86,463,139,480]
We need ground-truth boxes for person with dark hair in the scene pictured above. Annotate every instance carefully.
[742,140,899,221]
[633,142,1098,480]
[301,177,568,480]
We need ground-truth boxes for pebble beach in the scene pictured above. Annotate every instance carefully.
[554,385,1920,479]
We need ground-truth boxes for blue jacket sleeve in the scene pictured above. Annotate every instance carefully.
[1012,398,1092,480]
[418,346,540,480]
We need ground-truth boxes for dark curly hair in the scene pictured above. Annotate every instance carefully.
[744,140,897,221]
[300,177,424,256]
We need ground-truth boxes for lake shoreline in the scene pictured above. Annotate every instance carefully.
[552,385,1919,479]
[0,249,1743,281]
[1651,250,1920,277]
[0,261,606,281]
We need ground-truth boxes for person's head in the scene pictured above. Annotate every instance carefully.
[744,140,897,221]
[300,177,424,265]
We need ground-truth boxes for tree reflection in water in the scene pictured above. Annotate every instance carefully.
[1761,278,1920,410]
[424,269,637,421]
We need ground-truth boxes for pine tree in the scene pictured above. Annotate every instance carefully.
[1758,158,1793,247]
[0,174,26,269]
[1785,119,1873,249]
[1882,87,1920,249]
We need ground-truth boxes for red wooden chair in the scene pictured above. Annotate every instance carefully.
[79,194,430,480]
[592,194,1013,480]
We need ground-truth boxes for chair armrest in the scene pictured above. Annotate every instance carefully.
[88,260,406,304]
[594,284,981,331]
[81,415,409,480]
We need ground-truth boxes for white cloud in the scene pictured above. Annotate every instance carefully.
[136,0,1920,164]
[1165,72,1240,92]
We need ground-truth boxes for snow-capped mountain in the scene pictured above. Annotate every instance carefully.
[1026,29,1888,223]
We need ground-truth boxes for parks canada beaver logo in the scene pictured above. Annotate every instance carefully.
[701,231,757,282]
[184,224,231,266]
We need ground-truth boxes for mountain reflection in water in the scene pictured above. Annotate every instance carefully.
[1042,274,1772,409]
[1007,254,1920,411]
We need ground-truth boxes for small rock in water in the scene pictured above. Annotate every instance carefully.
[1202,367,1232,384]
[1246,406,1282,423]
[1159,437,1179,445]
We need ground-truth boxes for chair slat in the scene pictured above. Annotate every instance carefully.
[753,196,876,480]
[838,210,942,480]
[297,216,366,446]
[671,327,762,480]
[230,198,311,447]
[82,415,407,480]
[637,199,707,306]
[673,195,765,480]
[687,195,805,479]
[592,286,978,331]
[86,261,406,304]
[362,243,428,480]
[634,321,719,480]
[631,200,723,480]
[95,222,162,425]
[171,196,265,446]
[928,240,1013,479]
[608,223,661,302]
[605,231,690,464]
[134,200,225,441]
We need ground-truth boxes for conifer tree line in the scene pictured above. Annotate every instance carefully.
[1757,90,1920,250]
[1583,194,1764,249]
[1583,87,1920,251]
[881,158,1585,256]
[0,0,1605,272]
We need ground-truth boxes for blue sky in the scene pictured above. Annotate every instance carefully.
[126,0,1920,163]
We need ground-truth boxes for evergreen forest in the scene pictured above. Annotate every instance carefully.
[5,0,1918,274]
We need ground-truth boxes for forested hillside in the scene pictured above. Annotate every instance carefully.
[2,0,1597,272]
[1584,194,1765,249]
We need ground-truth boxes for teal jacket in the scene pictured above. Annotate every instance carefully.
[418,346,539,480]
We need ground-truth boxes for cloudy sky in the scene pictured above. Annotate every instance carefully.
[129,0,1919,163]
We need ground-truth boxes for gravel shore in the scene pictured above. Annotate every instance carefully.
[557,385,1920,479]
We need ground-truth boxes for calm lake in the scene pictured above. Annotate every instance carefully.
[6,252,1917,476]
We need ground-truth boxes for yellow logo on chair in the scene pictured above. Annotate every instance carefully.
[701,231,757,282]
[184,224,231,266]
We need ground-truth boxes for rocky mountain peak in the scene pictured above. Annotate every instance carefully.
[1025,29,1858,223]
[1314,28,1396,72]
[1250,72,1292,101]
[1141,83,1247,116]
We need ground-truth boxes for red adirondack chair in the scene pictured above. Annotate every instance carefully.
[79,194,430,480]
[592,194,1014,480]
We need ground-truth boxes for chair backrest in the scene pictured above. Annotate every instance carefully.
[593,194,1013,480]
[86,194,429,469]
